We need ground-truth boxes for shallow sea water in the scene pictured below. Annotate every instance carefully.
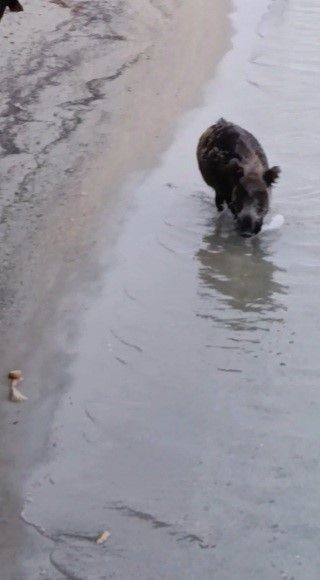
[21,1,320,578]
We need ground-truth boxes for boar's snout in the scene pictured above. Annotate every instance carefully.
[238,214,263,237]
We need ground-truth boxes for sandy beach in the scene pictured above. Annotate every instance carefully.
[0,1,231,578]
[2,0,320,578]
[0,0,229,336]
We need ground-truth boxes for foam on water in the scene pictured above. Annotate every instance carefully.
[261,213,284,232]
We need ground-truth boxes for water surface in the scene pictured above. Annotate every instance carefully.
[21,1,320,578]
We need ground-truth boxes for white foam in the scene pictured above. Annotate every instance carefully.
[261,214,284,233]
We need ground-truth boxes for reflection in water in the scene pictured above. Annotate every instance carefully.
[196,212,287,332]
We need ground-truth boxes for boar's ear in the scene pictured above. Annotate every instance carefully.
[229,158,244,179]
[263,166,281,186]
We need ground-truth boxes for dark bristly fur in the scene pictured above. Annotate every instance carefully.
[197,118,280,236]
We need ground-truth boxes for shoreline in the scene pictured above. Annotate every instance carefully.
[0,1,232,577]
[0,0,231,340]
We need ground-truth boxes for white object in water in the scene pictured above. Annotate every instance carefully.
[261,214,284,233]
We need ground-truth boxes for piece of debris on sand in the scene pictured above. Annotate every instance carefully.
[50,0,69,8]
[96,531,110,545]
[8,370,28,402]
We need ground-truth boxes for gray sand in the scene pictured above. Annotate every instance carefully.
[0,1,230,578]
[2,0,320,579]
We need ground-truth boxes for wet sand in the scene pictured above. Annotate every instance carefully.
[2,0,320,578]
[0,0,231,578]
[0,0,229,333]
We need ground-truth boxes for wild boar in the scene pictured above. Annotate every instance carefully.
[197,118,280,236]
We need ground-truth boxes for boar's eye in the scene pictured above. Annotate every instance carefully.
[231,198,243,214]
[257,196,268,214]
[232,185,245,201]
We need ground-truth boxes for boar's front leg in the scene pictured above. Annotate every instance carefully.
[215,191,225,212]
